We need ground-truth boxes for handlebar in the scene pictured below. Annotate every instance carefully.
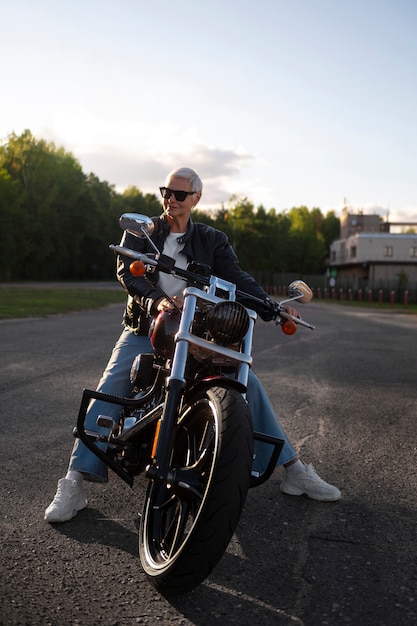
[109,244,315,332]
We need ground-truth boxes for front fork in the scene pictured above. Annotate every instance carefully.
[146,378,185,483]
[146,292,199,483]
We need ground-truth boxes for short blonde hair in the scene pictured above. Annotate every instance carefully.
[165,167,203,193]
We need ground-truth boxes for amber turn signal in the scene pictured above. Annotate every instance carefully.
[129,261,146,276]
[151,419,162,458]
[281,320,297,335]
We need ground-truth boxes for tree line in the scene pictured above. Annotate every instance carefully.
[0,130,340,282]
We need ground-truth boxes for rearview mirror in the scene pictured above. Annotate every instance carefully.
[287,280,313,304]
[119,213,160,255]
[119,213,155,238]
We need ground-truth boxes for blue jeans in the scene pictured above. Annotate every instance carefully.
[69,328,297,481]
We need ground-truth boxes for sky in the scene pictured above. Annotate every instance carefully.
[2,0,417,225]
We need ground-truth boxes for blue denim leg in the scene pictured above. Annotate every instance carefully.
[247,369,297,475]
[69,329,152,482]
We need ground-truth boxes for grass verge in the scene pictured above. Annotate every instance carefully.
[0,287,125,319]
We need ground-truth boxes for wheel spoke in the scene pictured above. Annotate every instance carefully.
[161,498,192,559]
[143,402,216,564]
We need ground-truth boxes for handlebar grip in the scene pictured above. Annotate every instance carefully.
[279,310,315,330]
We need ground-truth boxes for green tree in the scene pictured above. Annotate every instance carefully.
[220,196,257,267]
[0,167,25,280]
[322,210,340,249]
[0,130,88,279]
[286,206,328,274]
[116,186,161,218]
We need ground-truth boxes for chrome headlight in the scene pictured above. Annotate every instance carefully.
[206,301,250,345]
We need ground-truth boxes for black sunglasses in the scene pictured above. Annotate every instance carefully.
[159,187,196,202]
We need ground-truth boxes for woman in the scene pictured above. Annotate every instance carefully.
[45,167,340,523]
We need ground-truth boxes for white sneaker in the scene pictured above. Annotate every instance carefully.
[44,478,88,523]
[280,463,341,501]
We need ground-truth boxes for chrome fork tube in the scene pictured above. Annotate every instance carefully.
[148,294,197,481]
[169,293,197,382]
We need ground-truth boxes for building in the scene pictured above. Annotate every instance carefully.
[329,209,417,290]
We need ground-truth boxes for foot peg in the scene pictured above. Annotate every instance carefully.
[97,415,117,430]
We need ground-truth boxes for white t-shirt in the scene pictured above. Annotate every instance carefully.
[157,232,187,299]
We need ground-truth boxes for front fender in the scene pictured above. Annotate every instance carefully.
[187,375,247,398]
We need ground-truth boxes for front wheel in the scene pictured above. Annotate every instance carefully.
[138,384,253,596]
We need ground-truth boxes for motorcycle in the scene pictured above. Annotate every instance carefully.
[75,213,314,596]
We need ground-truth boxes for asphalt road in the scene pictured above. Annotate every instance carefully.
[1,301,416,626]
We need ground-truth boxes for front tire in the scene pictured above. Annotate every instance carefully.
[138,385,253,596]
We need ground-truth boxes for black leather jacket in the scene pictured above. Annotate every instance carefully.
[117,215,274,335]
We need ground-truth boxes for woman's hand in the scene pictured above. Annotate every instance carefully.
[284,306,300,319]
[156,295,183,312]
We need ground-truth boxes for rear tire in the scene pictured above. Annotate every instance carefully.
[138,384,253,596]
